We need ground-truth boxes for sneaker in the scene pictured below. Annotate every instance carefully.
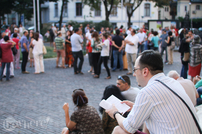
[22,71,29,74]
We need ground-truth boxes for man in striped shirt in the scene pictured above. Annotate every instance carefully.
[106,50,199,134]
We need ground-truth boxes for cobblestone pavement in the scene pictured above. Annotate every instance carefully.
[0,52,183,134]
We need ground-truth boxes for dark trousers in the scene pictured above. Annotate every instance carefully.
[97,56,110,77]
[72,50,84,73]
[92,53,100,75]
[0,62,10,80]
[160,46,168,62]
[180,53,189,79]
[21,51,28,72]
[197,87,202,105]
[88,52,93,66]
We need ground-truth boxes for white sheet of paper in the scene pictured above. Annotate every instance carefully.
[99,95,130,114]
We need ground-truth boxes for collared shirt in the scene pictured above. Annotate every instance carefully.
[123,73,199,134]
[125,34,139,54]
[71,33,83,52]
[20,35,29,52]
[121,87,140,103]
[177,77,197,106]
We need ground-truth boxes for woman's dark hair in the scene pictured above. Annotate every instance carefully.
[92,31,99,41]
[103,33,108,39]
[72,89,88,107]
[4,36,9,41]
[153,31,158,36]
[99,85,126,114]
[34,32,39,41]
[68,30,72,36]
[30,32,34,39]
[139,50,163,75]
[13,33,17,38]
[168,31,172,36]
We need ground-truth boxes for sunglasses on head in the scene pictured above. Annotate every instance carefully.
[73,89,84,93]
[118,76,126,83]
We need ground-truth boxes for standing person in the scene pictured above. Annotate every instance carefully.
[71,28,84,74]
[160,29,168,63]
[62,89,104,134]
[10,28,21,39]
[52,24,57,38]
[19,24,25,37]
[124,29,139,75]
[179,34,190,79]
[188,35,202,82]
[86,29,93,73]
[94,33,111,79]
[65,30,73,68]
[49,26,55,46]
[85,24,90,33]
[158,26,162,37]
[0,36,16,81]
[20,30,30,74]
[112,29,124,71]
[91,31,101,76]
[29,31,35,67]
[165,31,174,65]
[53,31,66,68]
[151,31,159,51]
[61,24,67,39]
[12,33,20,69]
[5,26,11,37]
[106,50,200,134]
[137,28,147,53]
[126,27,132,35]
[32,32,44,74]
[68,24,73,31]
[10,24,14,34]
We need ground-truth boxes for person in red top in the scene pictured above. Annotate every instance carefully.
[12,33,20,69]
[0,36,15,81]
[5,26,11,37]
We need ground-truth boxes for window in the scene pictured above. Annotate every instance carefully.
[94,4,101,16]
[185,6,187,12]
[165,7,169,12]
[144,3,150,17]
[63,1,68,17]
[54,3,58,17]
[111,5,117,16]
[76,3,82,16]
[196,5,201,10]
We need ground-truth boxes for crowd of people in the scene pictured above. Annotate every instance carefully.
[1,23,202,133]
[0,24,45,81]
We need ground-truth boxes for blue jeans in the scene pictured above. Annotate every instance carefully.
[180,62,188,79]
[197,87,202,105]
[160,46,168,62]
[112,50,123,71]
[138,43,144,53]
[0,62,11,80]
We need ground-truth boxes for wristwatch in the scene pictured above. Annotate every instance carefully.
[113,111,121,120]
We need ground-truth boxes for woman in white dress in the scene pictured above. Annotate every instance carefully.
[32,32,45,74]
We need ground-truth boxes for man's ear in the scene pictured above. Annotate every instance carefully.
[143,67,149,77]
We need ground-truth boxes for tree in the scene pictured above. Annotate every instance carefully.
[124,0,172,28]
[82,0,119,22]
[0,0,15,26]
[59,0,69,30]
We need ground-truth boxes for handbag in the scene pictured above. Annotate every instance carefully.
[155,79,202,134]
[43,45,47,55]
[12,45,17,55]
[183,52,190,62]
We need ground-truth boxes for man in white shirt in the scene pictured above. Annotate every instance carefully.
[106,50,199,134]
[71,28,84,74]
[124,29,139,75]
[126,27,132,35]
[61,24,67,39]
[167,70,199,106]
[116,75,140,102]
[137,28,147,53]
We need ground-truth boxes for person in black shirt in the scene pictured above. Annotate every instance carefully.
[112,29,124,71]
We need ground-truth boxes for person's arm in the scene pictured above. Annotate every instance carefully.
[165,36,170,44]
[112,41,120,49]
[125,40,134,46]
[22,39,28,52]
[63,103,76,130]
[119,40,125,52]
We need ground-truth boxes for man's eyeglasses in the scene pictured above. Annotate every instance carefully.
[118,76,126,83]
[133,68,141,72]
[73,89,84,93]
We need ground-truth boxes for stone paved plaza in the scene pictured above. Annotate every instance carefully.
[0,52,182,134]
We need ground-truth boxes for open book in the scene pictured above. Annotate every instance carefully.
[99,95,130,114]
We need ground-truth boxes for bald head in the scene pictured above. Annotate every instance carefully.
[167,70,180,80]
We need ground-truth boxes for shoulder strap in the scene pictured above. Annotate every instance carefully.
[155,79,202,134]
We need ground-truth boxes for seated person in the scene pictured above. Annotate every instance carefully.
[62,89,104,134]
[116,75,140,102]
[100,85,126,134]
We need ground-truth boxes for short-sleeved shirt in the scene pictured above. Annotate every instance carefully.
[20,35,29,52]
[54,37,65,50]
[125,34,139,54]
[70,105,104,134]
[12,38,20,49]
[71,33,83,52]
[151,36,159,48]
[112,35,124,51]
[0,42,13,62]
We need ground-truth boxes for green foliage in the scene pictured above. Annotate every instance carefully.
[94,20,112,31]
[0,0,15,17]
[178,16,184,22]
